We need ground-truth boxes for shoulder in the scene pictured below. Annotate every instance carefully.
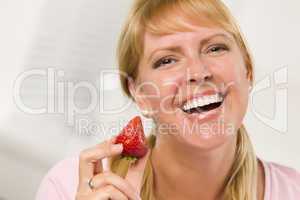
[35,156,79,200]
[264,160,300,183]
[262,159,300,199]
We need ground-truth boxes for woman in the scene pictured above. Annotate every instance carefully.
[36,0,300,199]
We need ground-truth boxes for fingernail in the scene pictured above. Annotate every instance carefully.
[112,144,123,152]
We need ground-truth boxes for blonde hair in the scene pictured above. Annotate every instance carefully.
[114,0,258,199]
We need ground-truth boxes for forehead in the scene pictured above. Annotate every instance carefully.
[143,24,233,53]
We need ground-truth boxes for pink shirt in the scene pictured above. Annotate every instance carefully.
[36,156,300,200]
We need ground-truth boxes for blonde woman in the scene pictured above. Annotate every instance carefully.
[36,0,300,199]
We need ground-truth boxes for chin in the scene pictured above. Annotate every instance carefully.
[175,117,237,150]
[155,91,243,150]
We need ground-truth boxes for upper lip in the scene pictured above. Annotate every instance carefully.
[180,89,224,108]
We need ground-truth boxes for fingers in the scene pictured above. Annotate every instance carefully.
[94,185,128,200]
[90,172,141,200]
[101,157,110,172]
[77,138,123,193]
[94,159,102,175]
[125,150,150,195]
[76,136,148,200]
[77,185,129,200]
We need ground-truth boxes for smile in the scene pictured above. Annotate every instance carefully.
[181,93,224,114]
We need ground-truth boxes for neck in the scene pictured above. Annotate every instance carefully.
[151,131,237,200]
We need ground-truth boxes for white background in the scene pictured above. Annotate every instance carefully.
[0,0,299,199]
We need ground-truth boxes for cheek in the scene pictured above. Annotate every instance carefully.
[157,73,183,110]
[207,55,250,104]
[208,55,247,85]
[208,55,250,123]
[159,75,183,112]
[159,72,182,95]
[139,72,183,111]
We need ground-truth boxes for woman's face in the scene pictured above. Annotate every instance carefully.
[130,21,250,149]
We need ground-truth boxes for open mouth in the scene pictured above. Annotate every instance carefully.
[181,93,224,114]
[184,101,223,114]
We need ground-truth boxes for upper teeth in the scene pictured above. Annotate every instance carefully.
[182,94,223,111]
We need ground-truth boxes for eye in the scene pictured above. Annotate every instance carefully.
[205,44,229,56]
[153,57,177,69]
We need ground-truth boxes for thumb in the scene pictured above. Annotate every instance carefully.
[125,150,150,196]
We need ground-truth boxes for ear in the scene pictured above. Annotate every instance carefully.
[128,78,153,118]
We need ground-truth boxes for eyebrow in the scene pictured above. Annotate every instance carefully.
[147,33,234,62]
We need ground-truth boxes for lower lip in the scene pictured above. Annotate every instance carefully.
[182,99,225,123]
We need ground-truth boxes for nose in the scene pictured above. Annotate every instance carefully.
[186,59,212,84]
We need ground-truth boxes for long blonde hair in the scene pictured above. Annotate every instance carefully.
[114,0,258,199]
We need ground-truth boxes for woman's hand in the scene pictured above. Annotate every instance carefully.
[75,137,148,200]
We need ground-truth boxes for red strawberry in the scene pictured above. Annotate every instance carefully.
[115,116,148,159]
